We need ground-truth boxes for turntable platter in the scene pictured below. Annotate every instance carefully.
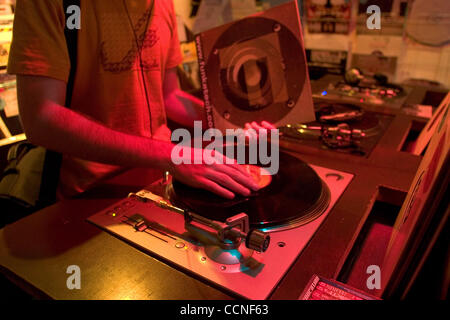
[168,152,330,231]
[315,102,381,135]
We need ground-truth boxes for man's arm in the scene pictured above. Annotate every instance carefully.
[163,67,206,128]
[18,74,259,199]
[17,75,174,170]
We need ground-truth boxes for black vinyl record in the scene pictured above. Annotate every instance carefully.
[168,152,330,231]
[315,102,381,136]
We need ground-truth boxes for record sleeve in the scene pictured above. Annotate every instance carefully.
[195,1,315,131]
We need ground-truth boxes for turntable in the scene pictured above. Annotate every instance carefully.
[312,75,412,112]
[88,152,353,299]
[279,102,394,156]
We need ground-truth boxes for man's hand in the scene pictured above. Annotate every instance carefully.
[244,121,276,140]
[167,147,260,199]
[244,121,276,131]
[165,121,276,199]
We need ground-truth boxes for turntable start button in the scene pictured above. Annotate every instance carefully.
[175,242,186,249]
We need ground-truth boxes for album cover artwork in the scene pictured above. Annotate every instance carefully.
[299,274,381,300]
[381,94,449,297]
[412,92,450,155]
[195,1,315,131]
[306,0,351,34]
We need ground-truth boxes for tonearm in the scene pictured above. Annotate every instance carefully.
[128,190,271,253]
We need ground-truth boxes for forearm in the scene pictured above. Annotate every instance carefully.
[24,100,174,171]
[165,88,206,128]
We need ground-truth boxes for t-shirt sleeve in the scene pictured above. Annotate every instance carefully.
[7,0,71,82]
[165,0,183,69]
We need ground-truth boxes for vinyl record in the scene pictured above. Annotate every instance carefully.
[315,102,381,136]
[168,151,330,231]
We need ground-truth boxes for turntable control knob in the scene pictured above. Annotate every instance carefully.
[246,229,270,253]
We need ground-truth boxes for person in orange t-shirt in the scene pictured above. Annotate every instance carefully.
[8,0,274,199]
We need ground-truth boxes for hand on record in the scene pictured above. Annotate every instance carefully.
[243,121,276,141]
[168,147,260,199]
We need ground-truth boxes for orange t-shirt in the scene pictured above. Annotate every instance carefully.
[8,0,183,197]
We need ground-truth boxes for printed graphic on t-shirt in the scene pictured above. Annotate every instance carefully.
[99,7,161,73]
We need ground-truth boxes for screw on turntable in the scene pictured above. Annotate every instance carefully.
[279,102,394,156]
[88,151,354,299]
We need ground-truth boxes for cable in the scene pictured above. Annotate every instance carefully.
[123,0,155,136]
